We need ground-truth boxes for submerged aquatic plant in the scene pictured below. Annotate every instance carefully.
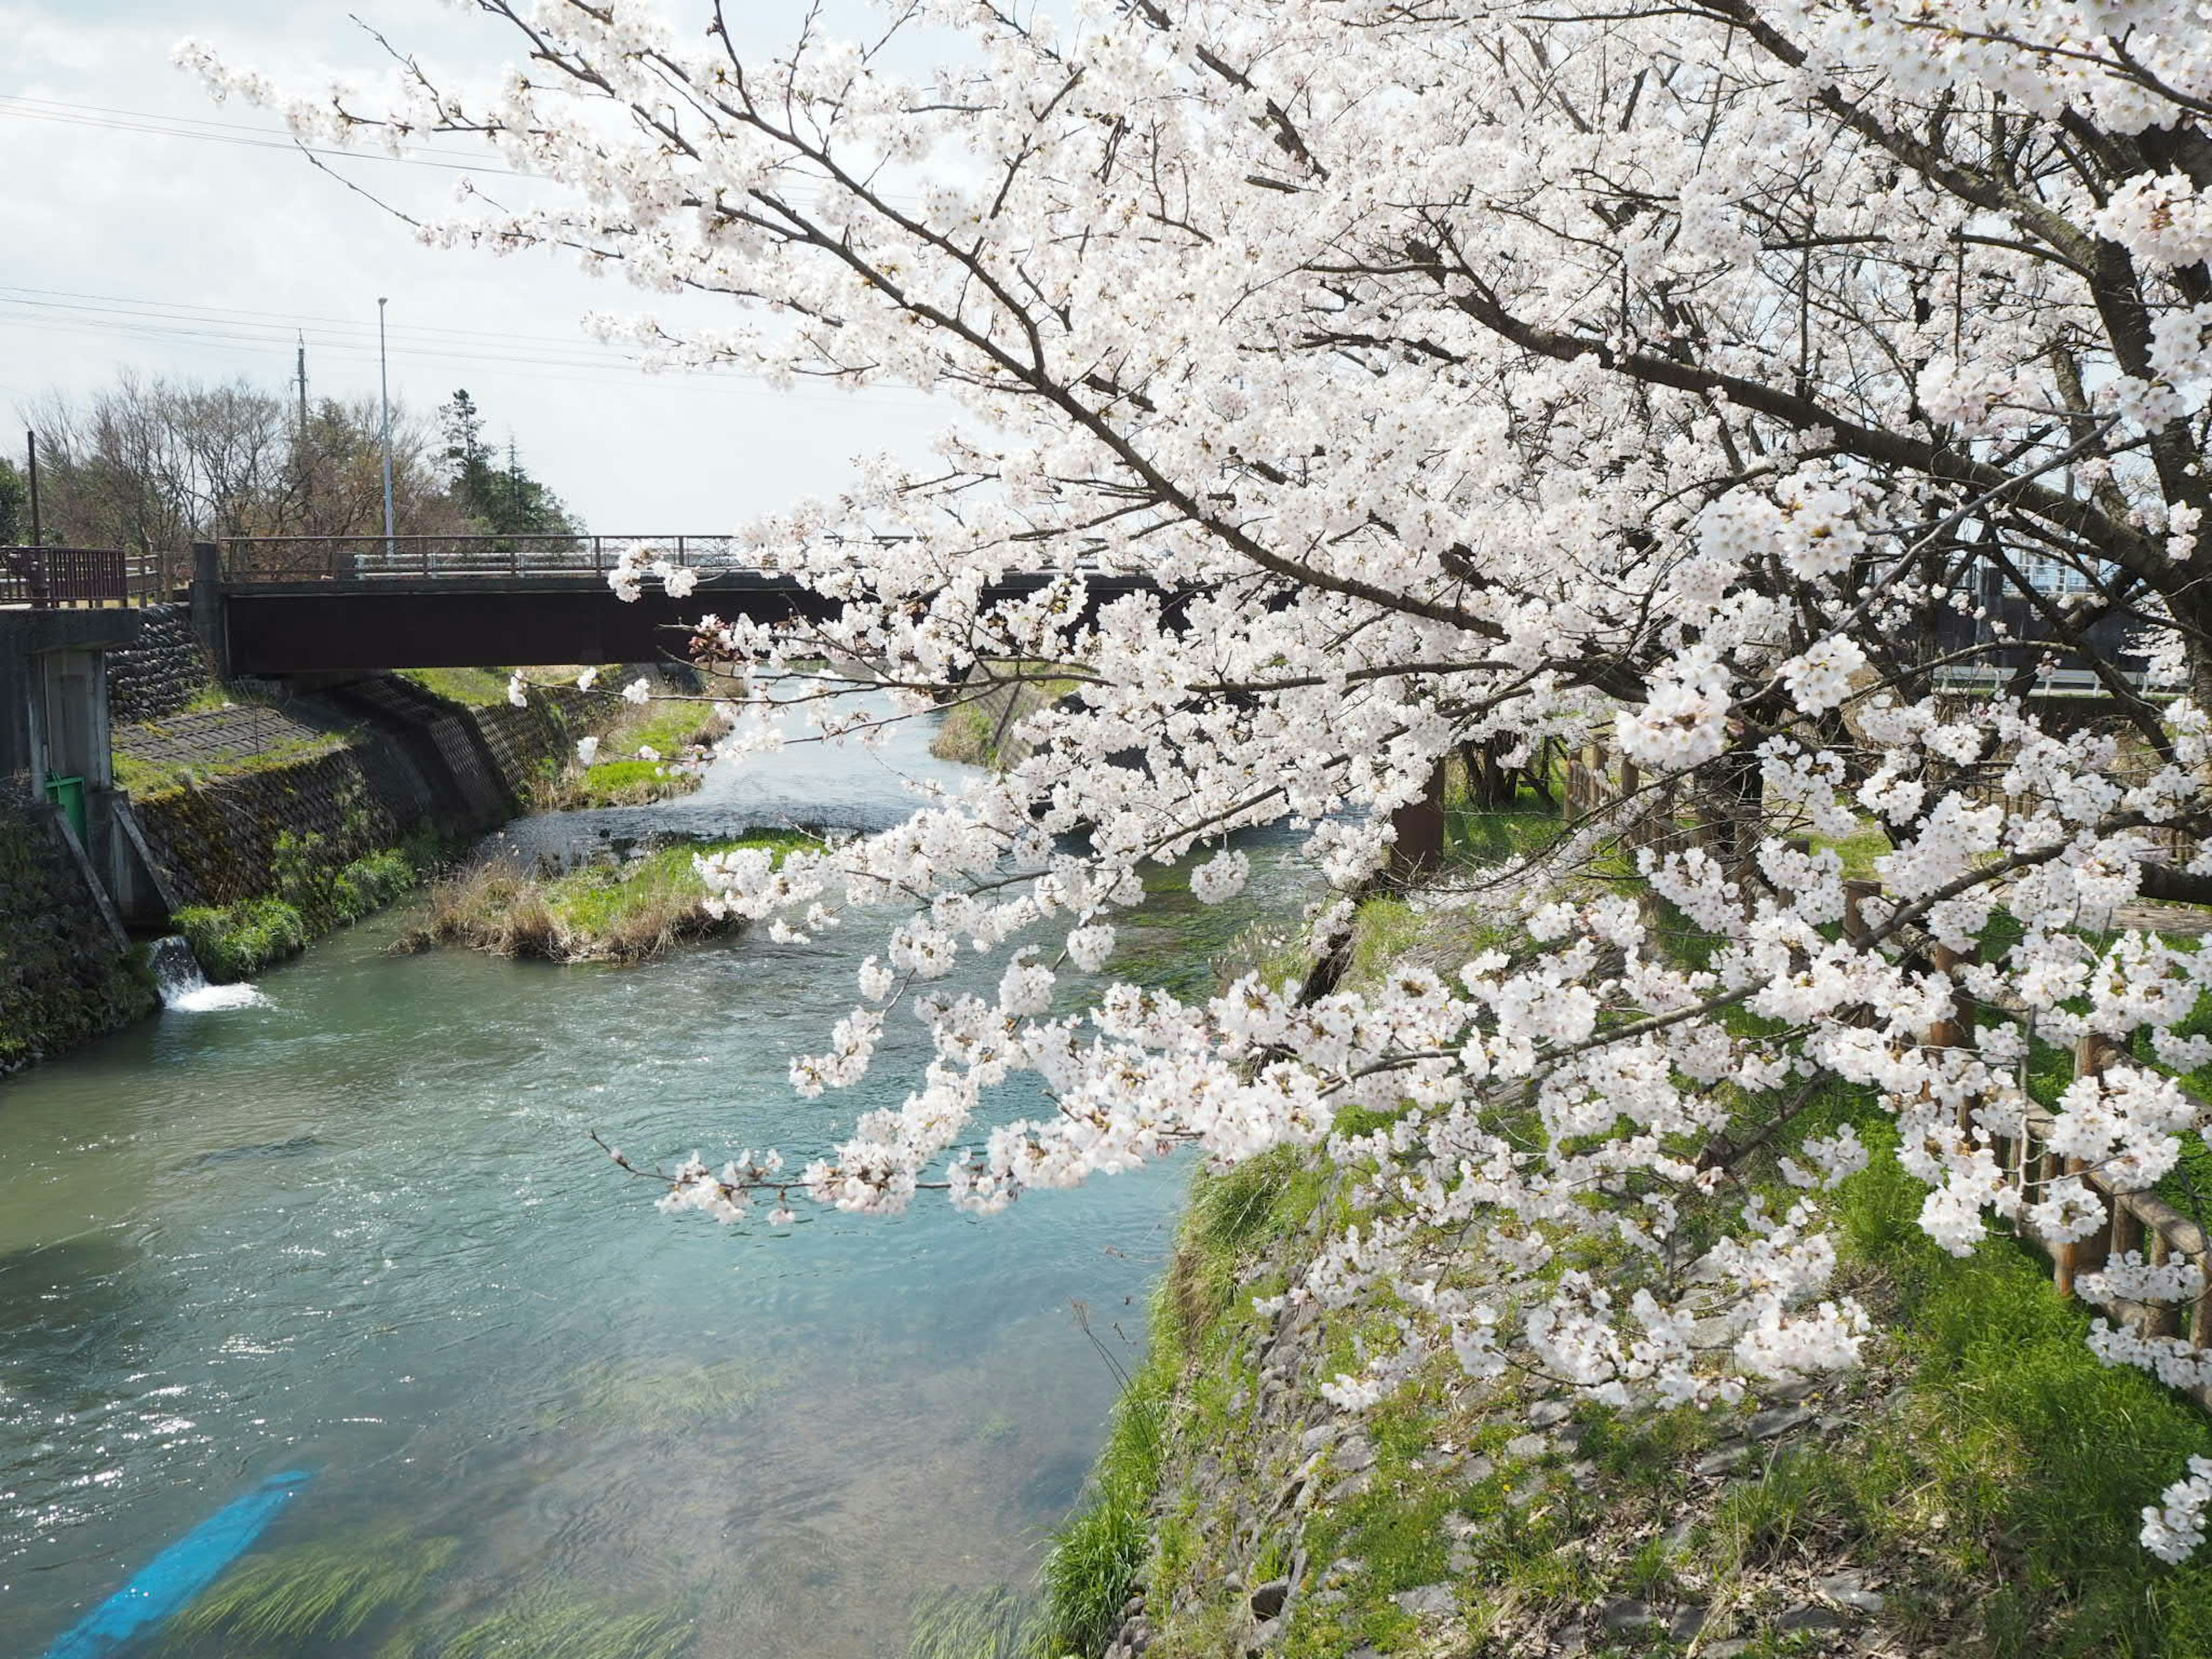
[422,1593,693,1659]
[162,1525,459,1650]
[551,1354,789,1434]
[907,1583,1043,1659]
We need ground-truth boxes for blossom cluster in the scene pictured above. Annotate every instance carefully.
[185,0,2212,1556]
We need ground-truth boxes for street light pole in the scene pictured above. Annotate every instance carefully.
[377,297,395,562]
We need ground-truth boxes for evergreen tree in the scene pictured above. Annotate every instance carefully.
[437,390,577,537]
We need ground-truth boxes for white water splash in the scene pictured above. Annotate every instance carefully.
[149,936,268,1014]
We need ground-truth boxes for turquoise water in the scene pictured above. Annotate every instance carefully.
[0,711,1299,1657]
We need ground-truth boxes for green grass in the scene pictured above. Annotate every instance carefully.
[173,844,427,981]
[173,896,308,982]
[399,832,809,964]
[1038,1342,1171,1658]
[1735,1134,2212,1657]
[543,700,727,809]
[397,665,527,707]
[425,1594,692,1659]
[929,671,1084,768]
[115,729,344,800]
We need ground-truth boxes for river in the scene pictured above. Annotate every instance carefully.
[0,700,1301,1658]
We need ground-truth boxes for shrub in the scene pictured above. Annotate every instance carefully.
[175,897,308,982]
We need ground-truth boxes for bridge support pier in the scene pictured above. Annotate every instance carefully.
[188,540,230,682]
[0,608,171,930]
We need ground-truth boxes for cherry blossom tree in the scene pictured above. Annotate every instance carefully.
[185,0,2212,1554]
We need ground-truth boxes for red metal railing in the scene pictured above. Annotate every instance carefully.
[0,546,169,608]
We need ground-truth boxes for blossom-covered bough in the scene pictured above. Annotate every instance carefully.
[187,0,2212,1554]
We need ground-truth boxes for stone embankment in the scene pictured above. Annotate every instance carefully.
[122,677,601,911]
[105,603,207,724]
[0,782,157,1076]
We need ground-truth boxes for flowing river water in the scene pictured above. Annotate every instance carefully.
[1,702,1306,1658]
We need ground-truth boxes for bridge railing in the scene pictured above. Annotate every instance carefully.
[217,534,767,583]
[2,546,169,608]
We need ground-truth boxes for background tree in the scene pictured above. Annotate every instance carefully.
[440,388,578,538]
[0,456,25,546]
[191,0,2212,1556]
[20,372,581,558]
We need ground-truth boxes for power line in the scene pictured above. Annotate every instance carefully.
[0,93,924,207]
[0,94,520,175]
[0,282,937,402]
[0,306,935,405]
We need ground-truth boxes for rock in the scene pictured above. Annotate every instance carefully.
[1815,1571,1887,1614]
[1393,1584,1455,1618]
[1464,1454,1497,1483]
[1748,1404,1816,1440]
[1333,1471,1373,1502]
[1245,1616,1279,1654]
[1567,1459,1600,1488]
[1660,1518,1696,1555]
[1125,1594,1148,1617]
[1703,1643,1752,1658]
[1442,1512,1480,1541]
[1599,1598,1655,1633]
[1308,1588,1345,1608]
[1334,1433,1377,1474]
[1529,1398,1574,1429]
[1506,1433,1549,1460]
[1550,1623,1588,1656]
[1322,1557,1365,1586]
[1778,1604,1848,1634]
[1694,1441,1750,1476]
[1300,1423,1338,1455]
[1505,1472,1549,1508]
[1250,1578,1290,1620]
[1669,1604,1709,1641]
[1448,1544,1477,1574]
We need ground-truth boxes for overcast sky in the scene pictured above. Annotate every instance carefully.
[0,0,945,531]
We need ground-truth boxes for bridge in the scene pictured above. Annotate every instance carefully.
[195,535,1159,677]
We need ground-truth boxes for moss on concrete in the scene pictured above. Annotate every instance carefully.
[0,789,157,1075]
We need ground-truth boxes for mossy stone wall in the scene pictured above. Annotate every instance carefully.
[130,679,591,910]
[0,786,157,1076]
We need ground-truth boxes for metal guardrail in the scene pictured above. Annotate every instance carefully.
[1,546,169,608]
[215,534,773,584]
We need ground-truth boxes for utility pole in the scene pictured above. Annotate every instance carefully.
[25,429,41,547]
[295,332,312,524]
[377,297,395,560]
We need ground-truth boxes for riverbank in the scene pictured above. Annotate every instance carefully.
[1048,878,2212,1659]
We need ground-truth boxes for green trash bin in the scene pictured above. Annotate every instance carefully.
[45,773,87,845]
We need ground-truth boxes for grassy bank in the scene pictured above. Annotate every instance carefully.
[930,672,1084,768]
[540,698,730,809]
[176,839,429,981]
[1031,804,2212,1659]
[396,832,808,964]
